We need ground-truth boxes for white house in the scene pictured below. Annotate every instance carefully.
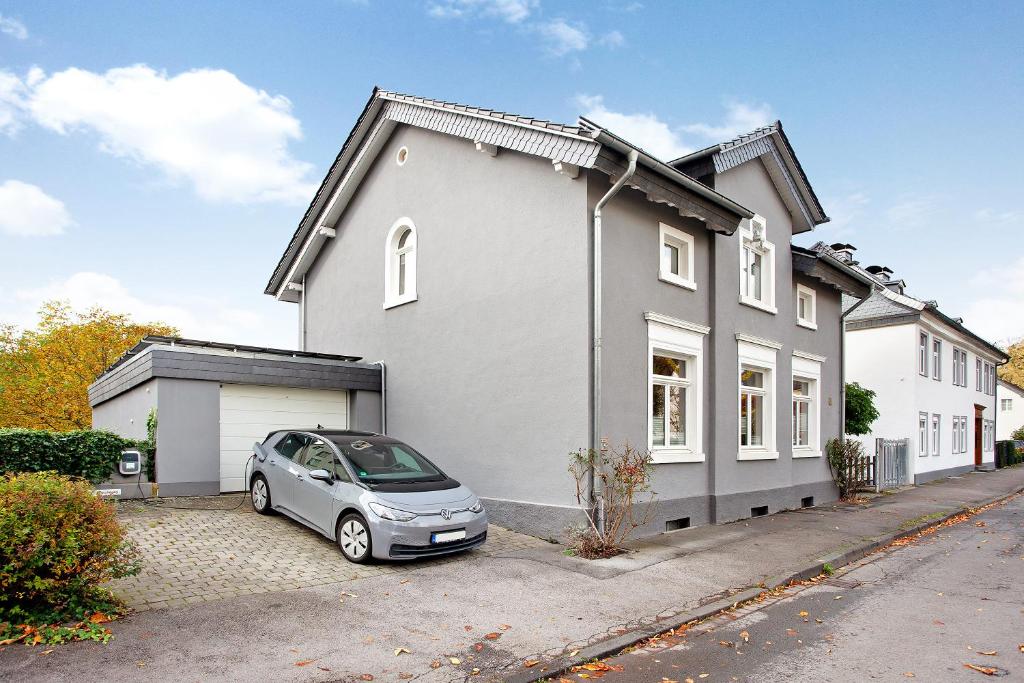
[815,243,1008,483]
[997,379,1024,441]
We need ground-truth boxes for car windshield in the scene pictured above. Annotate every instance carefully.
[328,437,444,483]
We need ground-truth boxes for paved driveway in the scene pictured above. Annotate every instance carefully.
[113,499,547,611]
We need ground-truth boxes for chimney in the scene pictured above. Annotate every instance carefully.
[829,243,857,263]
[865,265,894,282]
[885,279,907,295]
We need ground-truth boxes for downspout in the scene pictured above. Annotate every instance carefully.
[590,149,638,534]
[300,274,307,352]
[376,361,387,435]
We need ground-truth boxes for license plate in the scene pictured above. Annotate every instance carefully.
[431,529,466,544]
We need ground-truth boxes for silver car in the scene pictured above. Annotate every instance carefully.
[249,429,487,563]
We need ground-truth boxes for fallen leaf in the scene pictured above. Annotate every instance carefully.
[499,624,512,630]
[471,668,481,675]
[661,678,678,683]
[904,673,915,678]
[289,648,300,653]
[359,675,374,682]
[700,675,710,679]
[464,625,473,631]
[449,657,462,665]
[525,660,541,667]
[317,666,331,672]
[398,674,412,680]
[979,650,997,656]
[719,640,734,648]
[934,620,945,626]
[964,663,998,675]
[39,649,54,656]
[430,660,442,669]
[739,630,749,642]
[815,619,824,624]
[89,612,111,624]
[400,579,410,584]
[786,629,799,637]
[569,649,580,657]
[473,643,484,652]
[485,632,501,640]
[394,647,411,656]
[295,660,315,667]
[799,611,809,617]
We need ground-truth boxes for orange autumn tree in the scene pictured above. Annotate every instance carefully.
[0,301,177,431]
[998,339,1024,388]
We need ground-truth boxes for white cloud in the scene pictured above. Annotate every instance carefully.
[819,191,870,237]
[0,14,27,40]
[963,256,1024,345]
[598,30,625,48]
[4,65,316,204]
[0,70,27,134]
[577,94,688,159]
[974,207,1024,225]
[883,196,935,228]
[679,101,774,140]
[12,272,290,346]
[428,0,536,23]
[0,180,73,236]
[534,18,589,55]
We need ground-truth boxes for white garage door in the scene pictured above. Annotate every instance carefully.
[219,384,348,492]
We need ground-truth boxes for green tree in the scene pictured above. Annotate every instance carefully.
[1011,425,1024,441]
[999,340,1024,387]
[0,301,176,431]
[845,382,880,436]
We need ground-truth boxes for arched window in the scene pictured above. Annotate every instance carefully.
[384,218,417,308]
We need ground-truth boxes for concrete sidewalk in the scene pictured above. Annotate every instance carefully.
[2,467,1022,683]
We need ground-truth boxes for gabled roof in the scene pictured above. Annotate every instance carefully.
[811,243,1008,362]
[670,121,829,233]
[265,87,755,301]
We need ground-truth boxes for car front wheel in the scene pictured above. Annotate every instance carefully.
[337,513,373,563]
[251,475,273,515]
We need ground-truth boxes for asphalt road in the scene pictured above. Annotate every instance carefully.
[597,495,1024,682]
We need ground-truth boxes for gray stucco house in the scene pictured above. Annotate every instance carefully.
[260,88,870,538]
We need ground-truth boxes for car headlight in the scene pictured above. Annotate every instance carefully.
[468,500,484,514]
[368,501,417,522]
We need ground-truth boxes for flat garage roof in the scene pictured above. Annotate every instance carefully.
[89,336,381,407]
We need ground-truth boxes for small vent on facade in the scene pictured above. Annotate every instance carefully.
[801,496,815,508]
[665,517,691,532]
[750,505,769,518]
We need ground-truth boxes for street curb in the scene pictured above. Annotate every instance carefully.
[503,483,1024,683]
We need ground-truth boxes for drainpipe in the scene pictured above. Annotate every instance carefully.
[590,149,638,533]
[299,274,307,352]
[376,360,387,435]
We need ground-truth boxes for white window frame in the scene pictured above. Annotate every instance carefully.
[792,354,822,458]
[737,336,779,460]
[932,338,942,381]
[658,223,696,291]
[952,348,960,386]
[931,414,940,456]
[919,332,929,376]
[738,215,777,314]
[951,416,959,454]
[795,284,817,330]
[918,412,928,457]
[976,358,983,391]
[383,217,418,309]
[959,350,967,388]
[646,314,707,463]
[1002,398,1013,411]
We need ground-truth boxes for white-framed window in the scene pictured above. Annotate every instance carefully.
[738,336,779,460]
[383,217,418,309]
[951,416,960,454]
[931,414,940,455]
[984,420,995,451]
[962,416,969,453]
[952,348,967,387]
[791,355,822,457]
[919,332,929,376]
[1002,398,1013,411]
[960,350,967,388]
[977,359,983,391]
[738,215,776,314]
[918,412,928,457]
[952,416,968,454]
[796,284,817,330]
[985,363,995,395]
[932,338,942,381]
[658,223,696,291]
[646,314,707,463]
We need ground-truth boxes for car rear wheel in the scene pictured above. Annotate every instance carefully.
[337,513,372,563]
[251,475,273,515]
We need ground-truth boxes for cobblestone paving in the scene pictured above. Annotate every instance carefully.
[111,501,547,611]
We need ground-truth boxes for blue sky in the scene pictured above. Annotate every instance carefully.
[1,0,1022,349]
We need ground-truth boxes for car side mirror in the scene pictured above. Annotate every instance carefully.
[308,469,334,483]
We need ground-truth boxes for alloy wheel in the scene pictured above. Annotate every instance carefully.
[340,519,369,559]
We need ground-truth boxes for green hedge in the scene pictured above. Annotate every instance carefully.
[995,441,1023,468]
[0,429,134,483]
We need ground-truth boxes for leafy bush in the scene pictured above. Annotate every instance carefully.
[845,382,880,436]
[826,437,868,500]
[1011,425,1024,441]
[0,472,140,644]
[0,428,133,483]
[567,443,657,558]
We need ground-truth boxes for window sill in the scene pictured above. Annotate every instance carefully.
[796,319,817,330]
[650,448,704,464]
[737,448,779,461]
[658,274,697,292]
[739,296,777,315]
[792,448,821,458]
[383,295,417,310]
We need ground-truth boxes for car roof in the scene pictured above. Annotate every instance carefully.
[266,428,381,439]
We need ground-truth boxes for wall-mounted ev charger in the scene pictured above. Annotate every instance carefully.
[119,449,142,476]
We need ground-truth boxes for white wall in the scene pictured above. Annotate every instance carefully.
[997,381,1024,440]
[845,325,916,457]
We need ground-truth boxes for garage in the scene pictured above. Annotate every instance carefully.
[219,384,349,491]
[89,336,382,498]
